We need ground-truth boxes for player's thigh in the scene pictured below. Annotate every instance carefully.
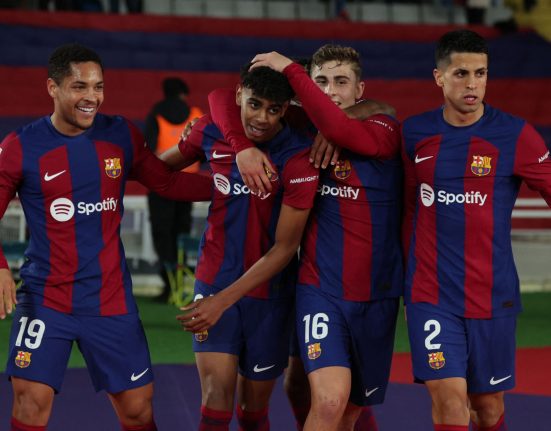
[192,281,242,355]
[307,366,351,404]
[347,298,399,406]
[466,315,516,393]
[108,382,154,425]
[196,351,239,409]
[6,303,75,393]
[406,302,468,382]
[77,312,153,394]
[295,284,351,374]
[237,374,278,410]
[239,296,294,381]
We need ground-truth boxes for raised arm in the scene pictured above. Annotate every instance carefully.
[208,88,274,194]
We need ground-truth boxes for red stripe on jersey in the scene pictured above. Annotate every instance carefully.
[40,146,77,313]
[194,142,233,285]
[95,142,127,315]
[411,137,440,304]
[463,138,497,317]
[341,169,372,301]
[298,212,320,287]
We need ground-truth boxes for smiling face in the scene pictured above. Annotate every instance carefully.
[434,52,488,126]
[236,86,288,144]
[48,61,104,136]
[310,60,364,110]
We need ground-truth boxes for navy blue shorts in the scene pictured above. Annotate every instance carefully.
[6,303,153,393]
[407,302,516,393]
[192,280,293,381]
[296,284,399,406]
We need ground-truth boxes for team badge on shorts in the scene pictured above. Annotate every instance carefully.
[195,330,208,342]
[307,343,321,360]
[471,155,492,176]
[334,160,351,180]
[15,351,32,368]
[105,158,122,179]
[428,352,446,370]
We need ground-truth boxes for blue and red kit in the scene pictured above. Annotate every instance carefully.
[0,114,211,316]
[402,104,551,318]
[178,114,319,299]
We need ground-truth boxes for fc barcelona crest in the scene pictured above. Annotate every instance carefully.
[428,351,445,370]
[105,158,122,179]
[334,160,351,180]
[15,351,31,368]
[471,155,492,176]
[195,330,208,342]
[307,343,321,360]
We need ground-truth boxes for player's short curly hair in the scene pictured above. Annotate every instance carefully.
[48,43,103,84]
[240,63,295,105]
[310,44,362,80]
[435,30,488,68]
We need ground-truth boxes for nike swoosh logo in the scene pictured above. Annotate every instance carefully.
[253,364,276,373]
[490,375,511,385]
[130,368,150,382]
[212,151,231,159]
[415,155,433,164]
[44,170,66,181]
[365,387,379,397]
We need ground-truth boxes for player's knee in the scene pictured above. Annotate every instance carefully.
[311,392,348,424]
[203,385,234,409]
[118,394,154,425]
[435,395,469,421]
[470,394,504,427]
[12,383,53,424]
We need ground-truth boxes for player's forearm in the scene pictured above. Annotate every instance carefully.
[208,88,254,153]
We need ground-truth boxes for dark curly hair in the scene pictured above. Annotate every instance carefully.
[435,30,488,68]
[240,63,295,105]
[48,43,103,84]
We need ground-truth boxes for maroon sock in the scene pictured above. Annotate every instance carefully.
[199,406,232,431]
[354,406,378,431]
[290,404,309,430]
[121,421,158,431]
[434,425,468,431]
[236,405,269,431]
[472,414,507,431]
[10,417,46,431]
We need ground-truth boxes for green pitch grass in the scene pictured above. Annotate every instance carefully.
[1,292,550,368]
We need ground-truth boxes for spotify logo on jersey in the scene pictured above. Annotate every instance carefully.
[50,198,75,222]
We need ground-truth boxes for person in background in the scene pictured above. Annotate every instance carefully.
[144,77,204,303]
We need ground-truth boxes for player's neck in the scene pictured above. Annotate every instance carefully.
[442,104,484,127]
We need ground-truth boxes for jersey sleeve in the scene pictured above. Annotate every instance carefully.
[281,147,319,209]
[513,122,551,206]
[177,115,209,164]
[0,132,23,269]
[208,87,254,153]
[283,62,400,159]
[126,120,212,201]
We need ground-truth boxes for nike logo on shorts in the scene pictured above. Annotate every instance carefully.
[415,155,433,164]
[130,368,149,382]
[212,151,231,159]
[365,387,379,397]
[489,375,511,385]
[44,170,66,181]
[253,364,275,373]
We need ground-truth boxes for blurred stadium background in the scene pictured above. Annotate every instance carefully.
[0,0,550,429]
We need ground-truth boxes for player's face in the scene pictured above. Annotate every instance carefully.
[310,61,364,110]
[434,52,488,125]
[236,86,288,144]
[48,61,104,136]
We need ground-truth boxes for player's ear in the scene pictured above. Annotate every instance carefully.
[433,68,444,87]
[355,79,365,100]
[235,85,243,107]
[47,78,58,98]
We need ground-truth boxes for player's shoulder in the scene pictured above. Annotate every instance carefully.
[402,108,440,133]
[483,104,526,129]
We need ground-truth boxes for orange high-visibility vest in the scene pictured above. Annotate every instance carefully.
[155,106,203,172]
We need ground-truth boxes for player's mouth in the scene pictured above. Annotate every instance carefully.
[464,95,478,105]
[76,105,97,117]
[247,124,269,139]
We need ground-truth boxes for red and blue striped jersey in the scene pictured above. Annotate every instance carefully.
[179,115,319,299]
[402,104,551,318]
[298,148,404,302]
[0,114,211,316]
